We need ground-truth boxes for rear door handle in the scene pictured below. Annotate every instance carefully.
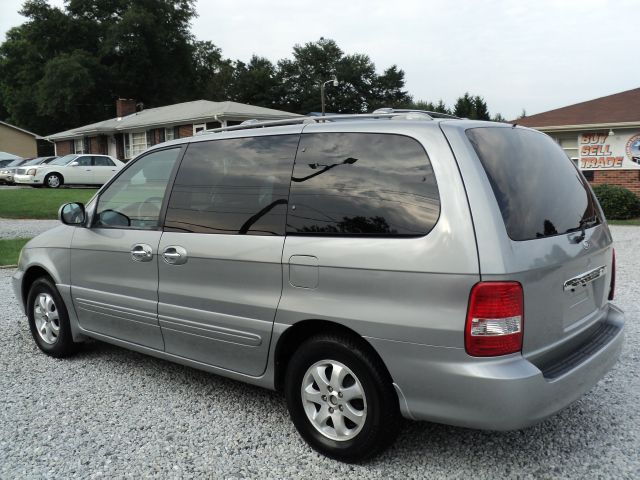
[131,243,153,262]
[162,246,188,265]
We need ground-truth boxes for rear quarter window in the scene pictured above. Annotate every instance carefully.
[466,127,600,241]
[287,132,440,236]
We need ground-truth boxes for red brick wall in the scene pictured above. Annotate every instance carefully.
[88,135,107,154]
[177,124,193,139]
[116,98,136,117]
[592,170,640,196]
[55,140,73,156]
[153,128,163,145]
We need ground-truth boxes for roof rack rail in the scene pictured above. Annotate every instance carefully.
[372,108,460,119]
[200,110,456,135]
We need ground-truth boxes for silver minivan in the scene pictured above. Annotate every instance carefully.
[12,111,624,462]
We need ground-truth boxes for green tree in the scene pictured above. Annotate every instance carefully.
[0,0,200,134]
[229,56,280,108]
[35,51,110,127]
[404,99,452,114]
[193,40,234,101]
[275,38,410,114]
[453,92,491,120]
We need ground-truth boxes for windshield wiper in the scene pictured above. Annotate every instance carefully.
[568,215,598,243]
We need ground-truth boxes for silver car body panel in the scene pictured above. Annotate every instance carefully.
[157,232,284,376]
[12,118,624,431]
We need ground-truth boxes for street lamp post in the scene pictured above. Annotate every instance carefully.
[321,75,339,116]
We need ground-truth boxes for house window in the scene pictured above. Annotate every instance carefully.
[193,123,206,135]
[74,138,86,154]
[551,135,580,165]
[165,128,175,141]
[125,131,149,159]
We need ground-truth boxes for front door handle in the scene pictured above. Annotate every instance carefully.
[162,246,188,265]
[131,243,153,262]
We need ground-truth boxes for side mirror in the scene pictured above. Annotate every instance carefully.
[97,209,131,227]
[69,161,79,167]
[59,202,86,226]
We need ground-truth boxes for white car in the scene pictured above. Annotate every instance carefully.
[14,154,124,188]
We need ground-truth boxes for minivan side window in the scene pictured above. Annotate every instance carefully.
[286,133,440,236]
[164,135,298,235]
[94,148,181,230]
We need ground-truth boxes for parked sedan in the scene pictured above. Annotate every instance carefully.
[0,158,29,184]
[0,151,22,162]
[0,159,16,168]
[14,154,124,188]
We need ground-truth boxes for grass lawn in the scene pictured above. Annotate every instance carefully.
[0,238,31,266]
[609,218,640,226]
[0,188,97,219]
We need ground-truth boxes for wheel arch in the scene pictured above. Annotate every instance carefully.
[273,319,396,393]
[21,265,55,306]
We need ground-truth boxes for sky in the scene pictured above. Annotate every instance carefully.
[1,0,638,119]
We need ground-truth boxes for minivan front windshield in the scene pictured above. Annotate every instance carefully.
[466,127,601,241]
[49,154,78,166]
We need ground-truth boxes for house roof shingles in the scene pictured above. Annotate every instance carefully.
[515,87,640,128]
[48,100,300,140]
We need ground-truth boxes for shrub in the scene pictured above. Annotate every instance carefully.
[592,184,640,220]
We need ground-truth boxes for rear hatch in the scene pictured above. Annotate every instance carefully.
[462,126,614,360]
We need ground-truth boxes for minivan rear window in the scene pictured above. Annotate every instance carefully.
[466,127,600,241]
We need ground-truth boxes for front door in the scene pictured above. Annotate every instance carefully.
[157,132,300,376]
[65,155,93,184]
[70,147,183,349]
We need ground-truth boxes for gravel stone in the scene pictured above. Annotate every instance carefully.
[0,226,638,478]
[0,218,58,239]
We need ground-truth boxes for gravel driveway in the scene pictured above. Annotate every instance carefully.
[0,218,58,239]
[1,226,638,479]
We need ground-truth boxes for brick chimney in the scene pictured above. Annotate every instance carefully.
[116,98,137,117]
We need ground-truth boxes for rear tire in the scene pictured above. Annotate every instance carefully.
[26,277,78,357]
[284,334,400,462]
[44,173,62,188]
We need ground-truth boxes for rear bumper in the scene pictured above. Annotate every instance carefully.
[367,304,624,430]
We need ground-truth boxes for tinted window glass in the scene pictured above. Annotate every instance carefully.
[50,154,77,166]
[165,136,297,235]
[93,156,115,166]
[287,133,439,236]
[95,148,181,230]
[75,156,92,167]
[466,127,601,241]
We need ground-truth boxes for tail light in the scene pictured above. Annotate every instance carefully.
[608,248,616,301]
[465,282,523,357]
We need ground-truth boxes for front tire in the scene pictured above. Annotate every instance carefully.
[285,334,400,462]
[27,277,78,357]
[44,173,62,188]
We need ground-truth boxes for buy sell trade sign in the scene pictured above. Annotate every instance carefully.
[580,132,640,169]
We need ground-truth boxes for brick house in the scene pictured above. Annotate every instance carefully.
[516,87,640,196]
[47,99,300,161]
